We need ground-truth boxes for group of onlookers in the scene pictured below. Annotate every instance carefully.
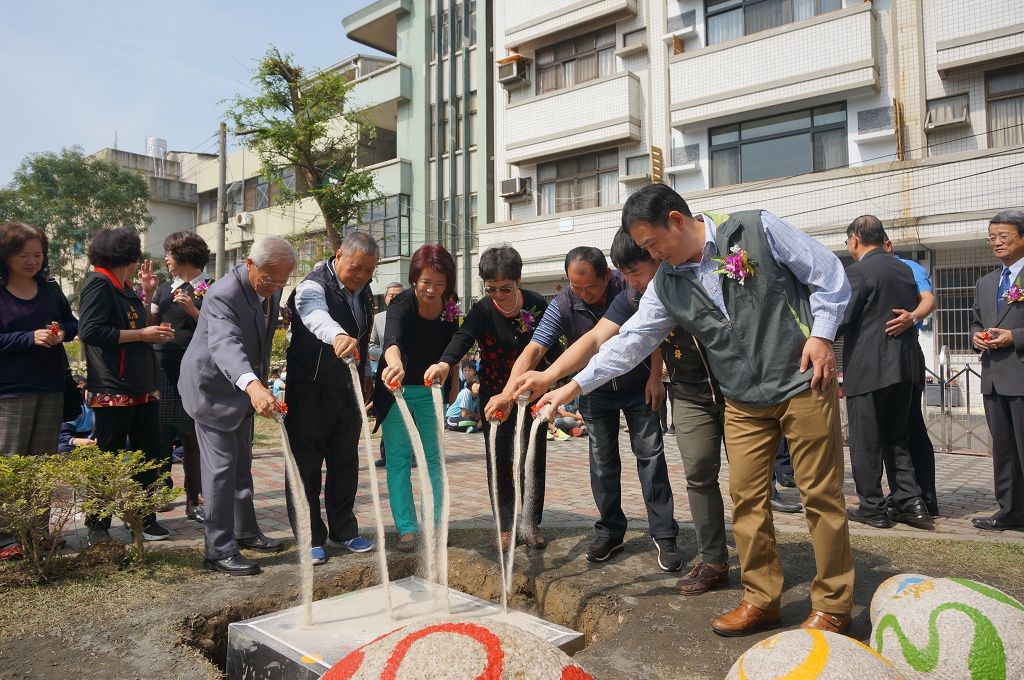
[3,197,1024,640]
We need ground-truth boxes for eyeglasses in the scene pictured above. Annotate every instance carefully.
[987,232,1019,244]
[482,285,515,295]
[256,274,289,288]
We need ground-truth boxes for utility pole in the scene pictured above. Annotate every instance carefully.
[216,122,227,278]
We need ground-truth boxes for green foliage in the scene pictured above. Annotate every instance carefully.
[0,454,79,580]
[72,446,180,559]
[271,327,289,366]
[0,447,181,581]
[0,147,152,299]
[225,46,381,250]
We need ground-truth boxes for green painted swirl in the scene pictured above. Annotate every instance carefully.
[874,602,1004,679]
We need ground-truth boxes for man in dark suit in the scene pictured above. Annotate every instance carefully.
[285,232,378,565]
[970,210,1024,532]
[841,215,930,530]
[179,236,297,575]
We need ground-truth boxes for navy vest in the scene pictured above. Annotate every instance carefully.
[286,259,374,384]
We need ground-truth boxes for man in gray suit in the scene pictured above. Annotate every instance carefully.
[970,210,1024,532]
[179,236,297,575]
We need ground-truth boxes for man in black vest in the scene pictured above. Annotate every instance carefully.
[538,185,853,636]
[285,232,378,565]
[488,247,677,566]
[970,210,1024,532]
[841,215,930,530]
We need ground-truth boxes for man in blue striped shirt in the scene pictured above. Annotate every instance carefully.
[537,184,854,637]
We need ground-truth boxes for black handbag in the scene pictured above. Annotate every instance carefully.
[61,365,82,422]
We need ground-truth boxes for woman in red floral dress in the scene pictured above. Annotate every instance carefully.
[425,246,558,550]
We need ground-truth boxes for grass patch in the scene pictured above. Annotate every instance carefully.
[253,415,283,450]
[0,547,204,642]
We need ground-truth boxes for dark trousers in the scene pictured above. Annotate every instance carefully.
[846,381,922,515]
[481,404,546,529]
[982,391,1024,523]
[658,383,673,431]
[89,401,163,529]
[283,380,361,547]
[578,389,677,540]
[774,438,794,478]
[883,382,937,514]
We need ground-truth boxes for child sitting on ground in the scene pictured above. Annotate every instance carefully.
[445,376,481,432]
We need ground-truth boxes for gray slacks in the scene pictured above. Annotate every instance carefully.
[672,398,728,563]
[195,416,261,560]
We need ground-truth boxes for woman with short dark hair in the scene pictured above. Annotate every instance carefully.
[0,222,78,458]
[425,244,556,550]
[78,227,175,544]
[150,230,211,523]
[374,244,458,550]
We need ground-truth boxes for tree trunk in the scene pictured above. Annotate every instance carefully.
[322,212,341,252]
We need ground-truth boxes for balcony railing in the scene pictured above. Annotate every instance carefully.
[504,0,637,50]
[934,0,1024,73]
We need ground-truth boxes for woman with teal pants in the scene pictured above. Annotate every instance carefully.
[374,244,458,550]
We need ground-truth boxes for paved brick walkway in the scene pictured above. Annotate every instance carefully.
[71,418,1019,549]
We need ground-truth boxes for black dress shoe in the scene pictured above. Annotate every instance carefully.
[770,489,803,514]
[847,507,894,529]
[972,516,1024,531]
[889,498,933,529]
[204,553,261,576]
[237,532,285,553]
[776,473,796,489]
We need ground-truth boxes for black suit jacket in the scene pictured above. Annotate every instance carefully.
[839,248,924,397]
[970,266,1024,396]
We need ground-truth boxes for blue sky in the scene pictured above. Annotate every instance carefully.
[1,1,382,184]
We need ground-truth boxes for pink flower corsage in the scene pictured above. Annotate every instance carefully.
[193,281,210,298]
[713,245,757,285]
[442,298,463,323]
[1004,285,1024,305]
[132,283,147,303]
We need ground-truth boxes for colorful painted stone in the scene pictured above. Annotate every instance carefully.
[871,573,1024,679]
[322,618,592,680]
[726,629,900,680]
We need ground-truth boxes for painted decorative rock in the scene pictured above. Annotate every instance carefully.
[871,574,1024,679]
[726,629,900,680]
[322,618,593,680]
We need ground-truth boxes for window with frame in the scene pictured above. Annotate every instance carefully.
[536,27,616,95]
[197,189,217,224]
[358,127,398,166]
[986,65,1024,148]
[537,149,619,215]
[709,103,848,187]
[626,154,650,176]
[705,0,842,46]
[242,176,270,211]
[431,100,451,157]
[345,194,411,258]
[270,168,296,206]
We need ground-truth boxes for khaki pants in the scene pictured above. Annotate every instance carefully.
[724,382,853,614]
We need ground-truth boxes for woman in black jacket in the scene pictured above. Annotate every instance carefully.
[78,227,174,544]
[424,245,555,550]
[150,231,211,523]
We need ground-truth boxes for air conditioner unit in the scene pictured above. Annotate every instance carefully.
[234,212,254,228]
[499,177,531,201]
[497,58,529,88]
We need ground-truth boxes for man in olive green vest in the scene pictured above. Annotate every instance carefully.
[538,184,854,637]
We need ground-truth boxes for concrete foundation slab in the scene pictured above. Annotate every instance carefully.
[226,576,584,679]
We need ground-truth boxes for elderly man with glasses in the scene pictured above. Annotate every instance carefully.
[179,236,297,575]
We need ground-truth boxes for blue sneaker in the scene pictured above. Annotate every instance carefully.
[311,546,327,565]
[327,536,374,553]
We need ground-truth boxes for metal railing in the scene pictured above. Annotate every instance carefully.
[924,345,991,454]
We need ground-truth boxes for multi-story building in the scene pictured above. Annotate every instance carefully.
[177,53,419,299]
[486,0,1024,381]
[91,142,197,261]
[343,0,493,303]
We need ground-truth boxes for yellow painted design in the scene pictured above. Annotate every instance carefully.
[674,349,682,359]
[737,630,829,680]
[300,653,324,664]
[894,580,934,600]
[850,638,897,667]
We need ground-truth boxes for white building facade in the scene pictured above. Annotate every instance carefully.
[487,0,1024,379]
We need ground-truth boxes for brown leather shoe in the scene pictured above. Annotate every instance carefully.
[523,526,546,550]
[711,601,780,637]
[677,562,730,596]
[801,609,851,634]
